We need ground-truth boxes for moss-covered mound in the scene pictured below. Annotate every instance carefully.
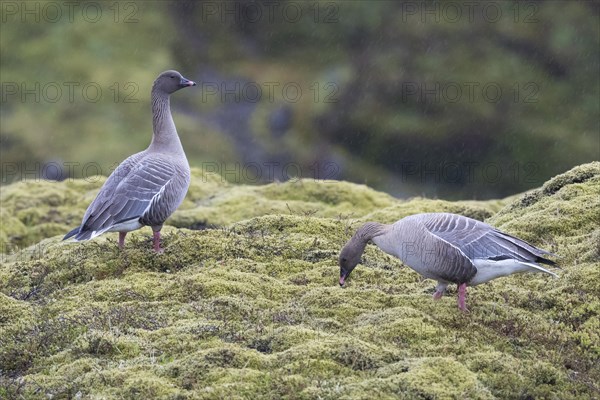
[0,169,503,251]
[1,162,598,399]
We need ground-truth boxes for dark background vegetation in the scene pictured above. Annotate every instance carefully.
[1,0,598,199]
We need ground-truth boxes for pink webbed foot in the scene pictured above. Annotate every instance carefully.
[118,232,127,249]
[432,283,447,301]
[457,283,469,312]
[153,231,163,253]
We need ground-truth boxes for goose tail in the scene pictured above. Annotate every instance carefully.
[63,227,104,241]
[520,260,559,278]
[63,227,80,241]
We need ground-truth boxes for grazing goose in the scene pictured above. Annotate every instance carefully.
[339,213,558,311]
[64,70,196,252]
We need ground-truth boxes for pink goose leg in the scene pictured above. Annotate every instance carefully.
[118,232,127,249]
[433,283,447,301]
[457,283,469,312]
[153,231,163,253]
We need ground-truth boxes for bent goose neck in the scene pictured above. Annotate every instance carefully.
[355,222,390,245]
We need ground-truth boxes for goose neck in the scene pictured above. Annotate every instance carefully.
[149,91,183,154]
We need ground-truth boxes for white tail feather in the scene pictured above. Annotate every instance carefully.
[470,259,558,286]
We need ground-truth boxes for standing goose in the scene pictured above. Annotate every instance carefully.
[339,213,558,311]
[64,70,196,252]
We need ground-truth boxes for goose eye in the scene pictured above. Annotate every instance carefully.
[170,75,176,79]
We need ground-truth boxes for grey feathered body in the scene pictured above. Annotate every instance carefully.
[371,213,556,286]
[69,151,190,241]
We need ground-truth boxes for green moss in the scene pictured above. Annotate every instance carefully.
[0,292,33,325]
[0,177,105,250]
[1,167,506,252]
[399,357,492,399]
[0,163,598,398]
[172,170,399,230]
[361,198,496,224]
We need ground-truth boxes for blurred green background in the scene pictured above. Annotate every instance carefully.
[1,0,598,199]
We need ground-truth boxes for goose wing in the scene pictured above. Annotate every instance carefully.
[422,213,556,265]
[66,154,175,241]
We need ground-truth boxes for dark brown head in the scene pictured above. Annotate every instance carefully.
[339,222,389,286]
[153,70,196,95]
[339,238,366,286]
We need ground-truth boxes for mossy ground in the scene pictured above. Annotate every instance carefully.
[1,163,599,399]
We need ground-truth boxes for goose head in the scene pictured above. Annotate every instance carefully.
[153,70,196,94]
